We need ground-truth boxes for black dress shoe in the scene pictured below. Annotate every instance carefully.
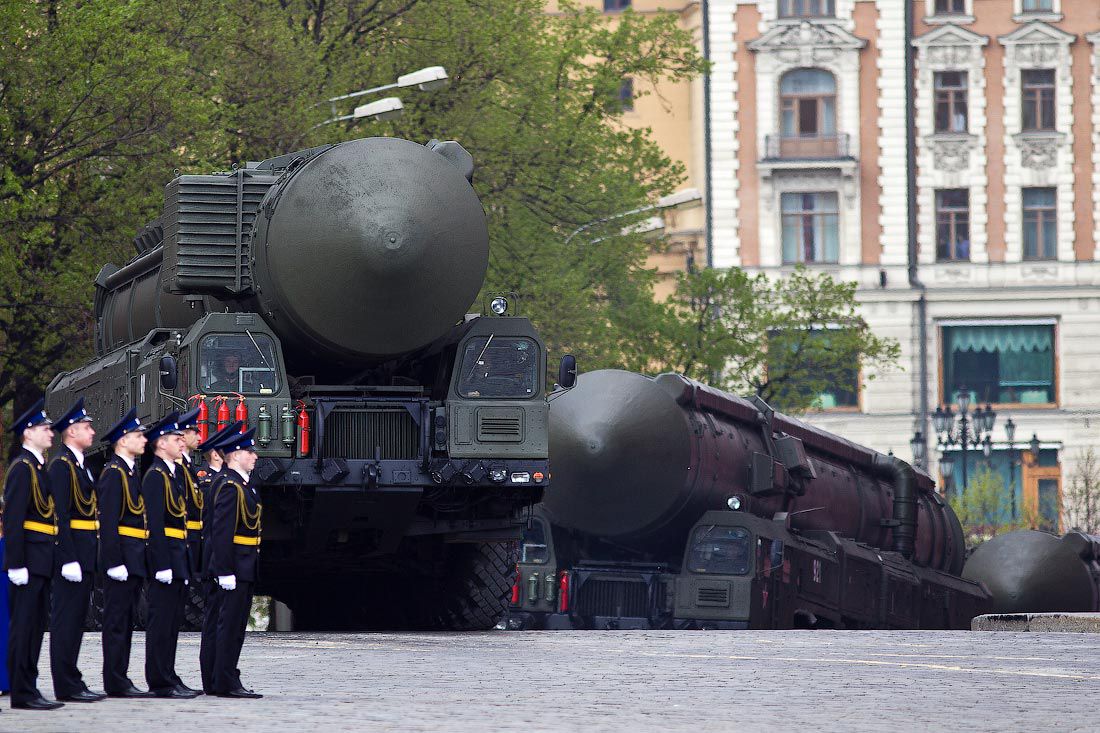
[82,687,108,701]
[154,688,197,700]
[13,697,65,710]
[174,683,202,696]
[216,687,263,699]
[108,685,155,698]
[58,689,105,702]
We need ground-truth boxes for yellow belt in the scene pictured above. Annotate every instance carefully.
[23,520,58,536]
[164,527,187,540]
[70,519,99,531]
[186,520,203,531]
[118,526,149,540]
[233,535,261,546]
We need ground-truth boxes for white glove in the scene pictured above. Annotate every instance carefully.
[155,569,173,584]
[61,561,83,583]
[106,564,129,582]
[218,574,237,591]
[7,568,29,586]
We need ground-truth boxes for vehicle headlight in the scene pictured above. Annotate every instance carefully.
[490,296,509,315]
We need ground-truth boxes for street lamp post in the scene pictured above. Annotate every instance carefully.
[932,386,996,493]
[563,188,703,246]
[909,430,926,469]
[1005,417,1018,520]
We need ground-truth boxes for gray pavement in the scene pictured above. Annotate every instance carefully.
[4,629,1100,732]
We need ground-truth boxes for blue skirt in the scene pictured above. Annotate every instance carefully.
[0,537,9,692]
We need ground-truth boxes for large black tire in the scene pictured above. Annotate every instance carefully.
[280,541,517,631]
[181,583,206,631]
[425,541,516,631]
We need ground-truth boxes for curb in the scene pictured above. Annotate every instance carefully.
[972,612,1100,632]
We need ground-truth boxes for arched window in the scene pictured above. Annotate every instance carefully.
[780,69,836,139]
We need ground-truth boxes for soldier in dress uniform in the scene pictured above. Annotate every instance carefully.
[98,408,155,698]
[45,398,106,703]
[196,420,241,694]
[176,408,204,588]
[140,412,199,699]
[208,427,263,698]
[3,398,64,710]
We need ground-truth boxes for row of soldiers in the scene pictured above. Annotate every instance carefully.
[2,397,263,711]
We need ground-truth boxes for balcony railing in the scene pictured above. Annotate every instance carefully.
[763,133,851,160]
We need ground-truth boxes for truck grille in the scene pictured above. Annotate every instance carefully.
[476,408,523,442]
[696,585,730,607]
[321,407,420,460]
[575,577,651,618]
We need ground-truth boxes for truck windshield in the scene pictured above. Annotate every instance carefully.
[687,526,751,575]
[521,519,550,564]
[200,333,280,395]
[457,336,538,399]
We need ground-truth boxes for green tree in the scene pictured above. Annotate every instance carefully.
[624,266,900,413]
[950,467,1038,551]
[0,0,214,440]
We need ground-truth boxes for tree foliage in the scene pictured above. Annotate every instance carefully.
[1065,447,1100,535]
[617,266,901,413]
[950,467,1039,551]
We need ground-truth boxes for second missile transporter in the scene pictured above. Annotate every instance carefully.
[48,136,569,630]
[507,370,989,631]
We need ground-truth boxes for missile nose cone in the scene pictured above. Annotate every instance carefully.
[544,370,692,541]
[964,530,1097,613]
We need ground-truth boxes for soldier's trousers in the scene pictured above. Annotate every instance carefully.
[212,581,253,693]
[199,579,220,693]
[145,578,185,693]
[50,572,93,698]
[102,575,143,694]
[8,575,50,706]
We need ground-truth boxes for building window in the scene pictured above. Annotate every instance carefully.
[603,0,631,11]
[1021,0,1054,11]
[1022,69,1056,131]
[617,77,634,112]
[779,0,835,18]
[942,323,1056,406]
[781,192,839,264]
[1022,187,1056,260]
[934,72,968,133]
[934,0,967,14]
[767,328,860,409]
[779,69,838,157]
[935,189,970,261]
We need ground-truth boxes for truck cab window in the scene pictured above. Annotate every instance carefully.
[687,526,752,575]
[200,333,280,395]
[521,519,550,564]
[457,336,539,398]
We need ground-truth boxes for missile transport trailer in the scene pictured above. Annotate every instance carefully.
[507,370,989,631]
[47,137,571,630]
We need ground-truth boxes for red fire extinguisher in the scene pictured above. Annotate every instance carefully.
[190,395,210,442]
[296,400,310,458]
[214,395,230,432]
[233,392,248,428]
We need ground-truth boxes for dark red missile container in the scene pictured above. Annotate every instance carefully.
[544,370,968,575]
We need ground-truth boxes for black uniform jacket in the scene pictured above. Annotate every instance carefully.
[199,465,223,579]
[141,456,190,578]
[98,454,148,578]
[2,448,57,578]
[180,454,204,579]
[209,470,262,583]
[48,444,99,573]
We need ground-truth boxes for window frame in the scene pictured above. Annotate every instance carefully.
[937,320,1059,409]
[602,0,631,12]
[780,191,840,265]
[935,189,971,262]
[1021,69,1056,132]
[933,71,969,134]
[618,77,634,113]
[778,0,836,20]
[199,332,282,395]
[779,69,837,140]
[1022,187,1057,261]
[933,0,967,15]
[455,335,542,400]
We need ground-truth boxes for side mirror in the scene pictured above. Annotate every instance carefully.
[159,354,178,391]
[557,354,577,390]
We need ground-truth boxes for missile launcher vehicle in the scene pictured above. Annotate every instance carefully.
[48,136,572,630]
[507,370,989,630]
